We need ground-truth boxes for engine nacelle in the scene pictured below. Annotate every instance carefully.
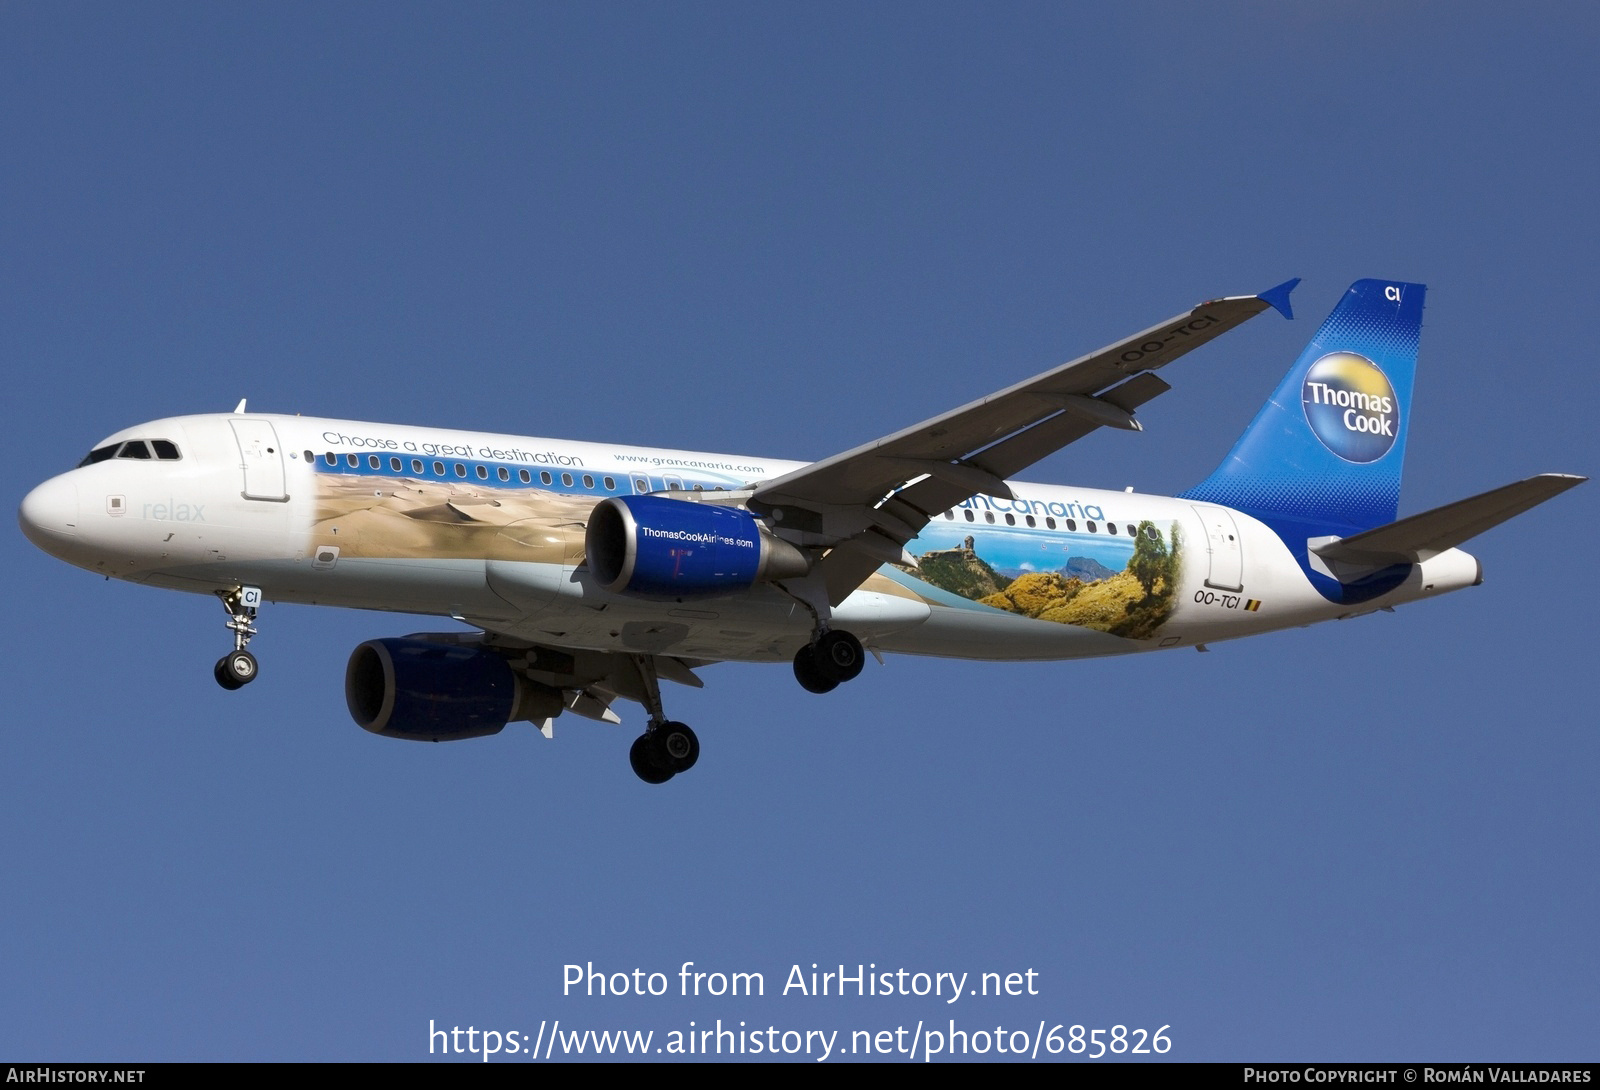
[346,638,522,742]
[586,495,809,597]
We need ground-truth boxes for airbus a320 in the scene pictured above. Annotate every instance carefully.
[19,279,1583,783]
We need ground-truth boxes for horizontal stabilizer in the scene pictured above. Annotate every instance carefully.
[1311,473,1586,566]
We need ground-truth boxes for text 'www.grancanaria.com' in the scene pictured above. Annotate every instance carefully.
[429,1020,1172,1061]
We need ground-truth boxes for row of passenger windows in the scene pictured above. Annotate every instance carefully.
[75,439,1149,537]
[79,439,182,466]
[941,507,1152,537]
[308,451,621,492]
[309,449,1144,532]
[306,450,744,497]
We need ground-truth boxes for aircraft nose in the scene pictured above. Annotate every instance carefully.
[19,474,80,555]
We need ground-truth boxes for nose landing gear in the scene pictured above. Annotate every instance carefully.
[213,585,262,690]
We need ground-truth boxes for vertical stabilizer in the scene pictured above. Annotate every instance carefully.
[1183,279,1425,540]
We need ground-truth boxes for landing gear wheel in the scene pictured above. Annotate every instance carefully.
[214,586,262,692]
[629,733,674,784]
[214,657,243,691]
[793,644,839,694]
[816,630,865,683]
[215,650,258,690]
[655,721,699,773]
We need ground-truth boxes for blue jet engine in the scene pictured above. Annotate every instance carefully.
[346,637,548,742]
[586,495,809,598]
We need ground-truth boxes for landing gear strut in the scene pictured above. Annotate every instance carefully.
[213,585,262,690]
[627,655,700,784]
[792,629,864,693]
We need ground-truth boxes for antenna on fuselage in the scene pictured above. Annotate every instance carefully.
[233,399,247,414]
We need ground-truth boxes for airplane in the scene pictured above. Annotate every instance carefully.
[18,278,1584,784]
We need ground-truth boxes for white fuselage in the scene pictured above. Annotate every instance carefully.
[20,412,1483,665]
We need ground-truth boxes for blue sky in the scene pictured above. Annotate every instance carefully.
[3,3,1595,1062]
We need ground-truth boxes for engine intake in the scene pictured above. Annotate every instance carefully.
[586,495,808,597]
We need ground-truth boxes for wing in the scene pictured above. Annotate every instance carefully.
[406,627,711,736]
[750,279,1299,602]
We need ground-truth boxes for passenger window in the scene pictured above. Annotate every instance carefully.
[1145,525,1159,539]
[1004,513,1015,525]
[346,455,359,468]
[984,511,995,524]
[412,459,424,474]
[302,449,313,463]
[542,472,554,486]
[324,453,337,466]
[118,441,152,459]
[1065,519,1076,532]
[433,461,445,476]
[454,463,466,478]
[944,511,954,520]
[368,455,381,469]
[1046,517,1057,530]
[519,469,531,484]
[476,465,488,480]
[964,509,975,522]
[603,476,615,490]
[1025,515,1036,528]
[1087,521,1097,533]
[1106,522,1116,535]
[390,457,402,472]
[497,467,509,481]
[632,477,646,491]
[584,474,595,488]
[561,473,573,487]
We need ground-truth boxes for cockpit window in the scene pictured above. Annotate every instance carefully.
[79,445,119,467]
[79,438,181,466]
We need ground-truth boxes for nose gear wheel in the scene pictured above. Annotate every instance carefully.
[213,585,263,690]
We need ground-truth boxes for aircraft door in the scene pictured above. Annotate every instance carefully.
[229,419,289,501]
[1190,504,1244,591]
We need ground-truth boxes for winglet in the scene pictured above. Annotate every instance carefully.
[1258,278,1300,320]
[233,398,248,414]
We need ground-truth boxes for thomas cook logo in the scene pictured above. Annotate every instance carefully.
[1301,352,1399,463]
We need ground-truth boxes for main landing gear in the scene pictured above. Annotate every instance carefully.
[627,655,700,785]
[213,585,262,691]
[628,722,700,785]
[792,629,864,694]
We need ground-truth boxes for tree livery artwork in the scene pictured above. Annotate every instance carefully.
[898,521,1183,640]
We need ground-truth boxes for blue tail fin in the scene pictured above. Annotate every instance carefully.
[1181,279,1426,602]
[1183,278,1425,538]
